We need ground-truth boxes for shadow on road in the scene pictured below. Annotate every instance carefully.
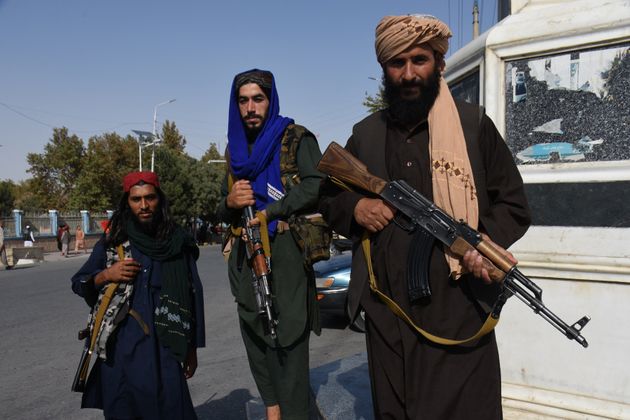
[195,388,254,419]
[320,313,349,330]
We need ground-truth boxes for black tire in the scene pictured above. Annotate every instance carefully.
[346,300,366,333]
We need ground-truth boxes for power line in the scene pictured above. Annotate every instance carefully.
[0,102,55,128]
[0,101,146,134]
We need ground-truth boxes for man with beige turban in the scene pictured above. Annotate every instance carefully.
[319,15,531,419]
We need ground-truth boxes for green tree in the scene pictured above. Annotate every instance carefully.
[0,179,16,216]
[198,142,226,222]
[201,142,223,163]
[154,147,197,223]
[69,133,139,210]
[161,120,186,153]
[363,83,387,113]
[13,179,47,211]
[26,127,85,210]
[153,142,224,224]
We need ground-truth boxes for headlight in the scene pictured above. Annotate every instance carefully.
[316,277,334,288]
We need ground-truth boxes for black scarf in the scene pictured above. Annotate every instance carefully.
[126,220,199,362]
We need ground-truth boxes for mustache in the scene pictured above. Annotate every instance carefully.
[399,79,424,88]
[245,113,263,120]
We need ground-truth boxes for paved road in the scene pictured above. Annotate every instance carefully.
[0,245,365,419]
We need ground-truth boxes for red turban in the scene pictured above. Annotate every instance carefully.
[123,171,160,192]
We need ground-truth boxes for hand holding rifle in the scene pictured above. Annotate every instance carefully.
[318,142,590,348]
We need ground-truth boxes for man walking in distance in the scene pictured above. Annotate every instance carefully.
[60,223,70,257]
[71,171,205,419]
[217,69,323,420]
[0,219,8,268]
[319,15,531,419]
[75,224,86,254]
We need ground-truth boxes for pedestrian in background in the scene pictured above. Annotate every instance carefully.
[23,224,35,247]
[0,220,8,267]
[74,225,86,254]
[60,224,70,257]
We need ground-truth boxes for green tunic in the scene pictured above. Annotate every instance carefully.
[218,133,323,347]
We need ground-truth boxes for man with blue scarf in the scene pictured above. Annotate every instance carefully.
[217,69,324,420]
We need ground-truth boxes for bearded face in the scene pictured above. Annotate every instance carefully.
[383,62,441,126]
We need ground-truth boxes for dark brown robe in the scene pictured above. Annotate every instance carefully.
[319,101,531,419]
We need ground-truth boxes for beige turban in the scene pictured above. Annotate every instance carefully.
[375,15,452,64]
[375,14,479,279]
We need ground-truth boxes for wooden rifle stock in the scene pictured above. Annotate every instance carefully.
[318,142,509,284]
[71,245,125,392]
[318,142,387,195]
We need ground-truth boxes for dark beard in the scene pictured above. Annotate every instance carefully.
[383,67,441,126]
[132,213,159,236]
[245,126,261,142]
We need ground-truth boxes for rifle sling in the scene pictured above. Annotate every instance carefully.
[88,244,127,353]
[332,175,499,345]
[361,233,498,345]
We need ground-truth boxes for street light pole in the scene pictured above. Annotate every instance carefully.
[131,130,154,172]
[138,141,143,171]
[151,98,176,172]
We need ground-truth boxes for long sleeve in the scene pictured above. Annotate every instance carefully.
[265,135,325,221]
[216,174,242,227]
[317,136,367,242]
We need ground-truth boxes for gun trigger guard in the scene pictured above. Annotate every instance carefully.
[393,213,415,232]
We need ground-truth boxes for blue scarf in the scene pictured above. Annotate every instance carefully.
[227,69,293,235]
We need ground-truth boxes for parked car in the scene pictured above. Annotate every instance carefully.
[313,252,365,332]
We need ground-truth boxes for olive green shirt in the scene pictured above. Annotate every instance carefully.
[218,133,324,347]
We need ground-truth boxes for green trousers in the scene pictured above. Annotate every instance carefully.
[239,318,311,420]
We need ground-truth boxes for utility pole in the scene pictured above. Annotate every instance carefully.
[473,0,480,39]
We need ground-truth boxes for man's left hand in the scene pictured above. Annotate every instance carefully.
[461,233,517,284]
[183,347,197,379]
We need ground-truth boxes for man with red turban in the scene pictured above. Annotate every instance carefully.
[71,171,205,419]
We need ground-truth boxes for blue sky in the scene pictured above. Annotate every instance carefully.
[0,0,498,181]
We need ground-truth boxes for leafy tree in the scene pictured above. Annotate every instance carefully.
[363,81,387,113]
[69,133,139,210]
[26,127,85,210]
[201,142,223,163]
[198,142,226,222]
[0,179,16,216]
[12,179,47,211]
[153,142,224,224]
[161,120,186,153]
[153,146,197,223]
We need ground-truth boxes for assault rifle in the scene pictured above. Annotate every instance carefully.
[242,206,278,339]
[71,327,91,392]
[318,142,590,348]
[72,281,120,392]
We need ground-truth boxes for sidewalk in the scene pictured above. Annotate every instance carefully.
[43,249,92,263]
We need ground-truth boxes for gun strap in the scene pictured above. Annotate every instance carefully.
[88,245,125,353]
[361,233,499,345]
[255,211,272,258]
[330,174,499,345]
